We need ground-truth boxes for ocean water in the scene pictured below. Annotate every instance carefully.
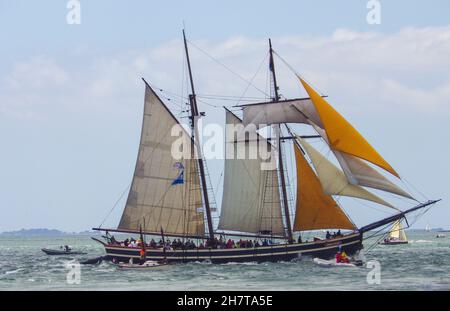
[0,231,449,291]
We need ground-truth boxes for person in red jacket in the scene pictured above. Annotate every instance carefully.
[335,251,343,263]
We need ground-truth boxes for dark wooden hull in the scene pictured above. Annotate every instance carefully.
[101,233,363,263]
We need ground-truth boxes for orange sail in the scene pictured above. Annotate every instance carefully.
[299,77,399,178]
[293,143,356,231]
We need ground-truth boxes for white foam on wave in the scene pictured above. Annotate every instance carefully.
[411,240,433,243]
[4,268,24,275]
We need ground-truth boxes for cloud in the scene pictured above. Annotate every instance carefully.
[5,56,69,91]
[1,25,450,122]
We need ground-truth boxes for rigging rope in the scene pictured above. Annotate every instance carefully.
[187,39,270,98]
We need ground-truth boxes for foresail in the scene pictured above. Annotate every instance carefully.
[293,143,356,231]
[118,82,205,236]
[299,77,400,178]
[218,110,285,235]
[296,137,396,209]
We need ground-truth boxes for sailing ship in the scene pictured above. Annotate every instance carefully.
[92,31,439,263]
[379,220,408,245]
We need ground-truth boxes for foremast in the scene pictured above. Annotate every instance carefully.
[269,39,294,243]
[183,30,215,243]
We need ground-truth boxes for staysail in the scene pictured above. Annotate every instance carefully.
[308,122,413,199]
[118,82,205,236]
[293,143,356,231]
[218,109,285,235]
[296,136,395,209]
[299,77,399,178]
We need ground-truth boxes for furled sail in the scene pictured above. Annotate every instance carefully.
[308,122,414,200]
[241,98,322,128]
[296,137,395,209]
[218,109,285,235]
[118,82,205,236]
[388,220,407,241]
[299,77,400,178]
[293,143,356,231]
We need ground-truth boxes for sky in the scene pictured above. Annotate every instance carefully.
[1,0,449,232]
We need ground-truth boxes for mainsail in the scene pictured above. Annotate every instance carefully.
[299,77,399,178]
[293,143,356,231]
[296,136,395,209]
[218,110,285,235]
[118,83,205,236]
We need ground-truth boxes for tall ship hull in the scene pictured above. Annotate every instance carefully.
[98,233,362,264]
[92,30,439,264]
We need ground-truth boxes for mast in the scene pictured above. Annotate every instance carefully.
[269,39,294,243]
[183,30,215,243]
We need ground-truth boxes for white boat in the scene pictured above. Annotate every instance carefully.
[379,220,408,245]
[117,260,168,269]
[313,257,361,268]
[436,233,446,238]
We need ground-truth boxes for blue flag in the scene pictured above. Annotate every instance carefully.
[171,162,184,186]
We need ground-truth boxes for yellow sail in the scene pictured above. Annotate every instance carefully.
[296,136,395,209]
[293,143,356,231]
[389,220,407,241]
[298,77,399,178]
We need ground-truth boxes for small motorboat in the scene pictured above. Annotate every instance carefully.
[313,257,362,267]
[436,233,446,238]
[117,260,169,269]
[41,246,87,256]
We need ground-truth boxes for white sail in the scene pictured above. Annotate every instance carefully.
[389,220,407,241]
[308,122,413,199]
[118,83,205,236]
[241,98,322,128]
[296,137,395,209]
[219,110,285,235]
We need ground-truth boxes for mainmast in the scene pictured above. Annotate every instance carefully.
[183,30,215,243]
[269,39,294,243]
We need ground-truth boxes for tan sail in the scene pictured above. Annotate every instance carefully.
[218,110,285,235]
[293,143,356,231]
[241,98,322,128]
[118,83,205,236]
[296,136,395,209]
[308,122,413,199]
[299,77,399,178]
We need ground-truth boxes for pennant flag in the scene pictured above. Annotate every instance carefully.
[171,162,185,186]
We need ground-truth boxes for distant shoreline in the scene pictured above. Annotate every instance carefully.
[0,228,101,237]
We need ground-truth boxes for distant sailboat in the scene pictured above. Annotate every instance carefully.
[380,220,408,245]
[91,30,439,263]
